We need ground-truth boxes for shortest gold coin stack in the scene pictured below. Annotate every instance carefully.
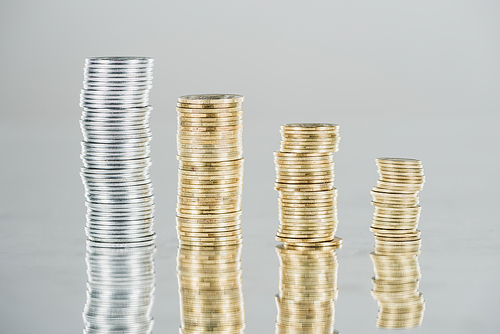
[274,123,342,247]
[176,94,244,247]
[370,158,425,329]
[275,244,341,334]
[177,244,245,334]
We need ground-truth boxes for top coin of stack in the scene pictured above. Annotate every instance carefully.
[176,94,245,247]
[274,123,342,247]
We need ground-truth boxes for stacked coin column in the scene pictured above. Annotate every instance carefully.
[275,244,340,334]
[80,57,156,334]
[274,123,341,247]
[175,94,246,333]
[369,158,425,329]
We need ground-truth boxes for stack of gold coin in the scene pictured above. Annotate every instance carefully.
[177,244,245,334]
[370,158,425,329]
[371,158,424,232]
[275,243,341,334]
[176,94,244,247]
[274,124,341,246]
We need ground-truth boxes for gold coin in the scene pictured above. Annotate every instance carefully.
[176,211,241,220]
[177,156,243,163]
[178,195,241,204]
[177,141,242,149]
[278,201,334,208]
[177,229,242,238]
[280,144,337,150]
[377,168,424,175]
[274,164,334,171]
[282,236,343,248]
[179,120,243,127]
[178,113,243,120]
[280,215,337,223]
[371,188,418,197]
[281,123,339,131]
[276,178,333,185]
[274,151,333,158]
[178,147,242,155]
[178,94,244,104]
[178,124,243,131]
[276,235,334,243]
[178,233,243,243]
[177,203,241,211]
[178,177,241,185]
[277,169,333,176]
[279,188,337,198]
[275,183,333,191]
[279,198,336,205]
[178,169,243,177]
[279,148,338,154]
[376,157,422,166]
[176,102,242,109]
[179,238,243,247]
[179,159,243,167]
[280,134,340,140]
[177,110,243,118]
[376,180,423,191]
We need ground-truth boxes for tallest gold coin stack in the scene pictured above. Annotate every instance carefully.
[176,94,246,334]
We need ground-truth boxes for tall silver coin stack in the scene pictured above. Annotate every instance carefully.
[79,57,156,334]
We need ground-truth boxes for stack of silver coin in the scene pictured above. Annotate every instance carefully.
[79,57,156,334]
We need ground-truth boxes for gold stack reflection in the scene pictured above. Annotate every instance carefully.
[275,244,341,334]
[370,158,425,329]
[177,244,245,334]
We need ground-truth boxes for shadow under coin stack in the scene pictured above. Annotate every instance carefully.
[79,57,156,334]
[275,244,341,334]
[274,123,342,247]
[369,158,425,329]
[175,94,246,333]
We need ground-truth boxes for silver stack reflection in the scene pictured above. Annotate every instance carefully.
[80,57,156,334]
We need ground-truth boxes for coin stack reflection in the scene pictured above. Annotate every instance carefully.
[274,124,341,246]
[275,244,340,334]
[369,158,425,329]
[80,57,156,334]
[177,244,245,334]
[175,94,246,333]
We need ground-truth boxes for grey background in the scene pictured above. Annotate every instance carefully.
[1,0,499,333]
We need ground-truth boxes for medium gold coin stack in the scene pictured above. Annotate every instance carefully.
[176,94,245,247]
[275,244,341,334]
[274,123,342,246]
[370,158,425,329]
[177,244,245,334]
